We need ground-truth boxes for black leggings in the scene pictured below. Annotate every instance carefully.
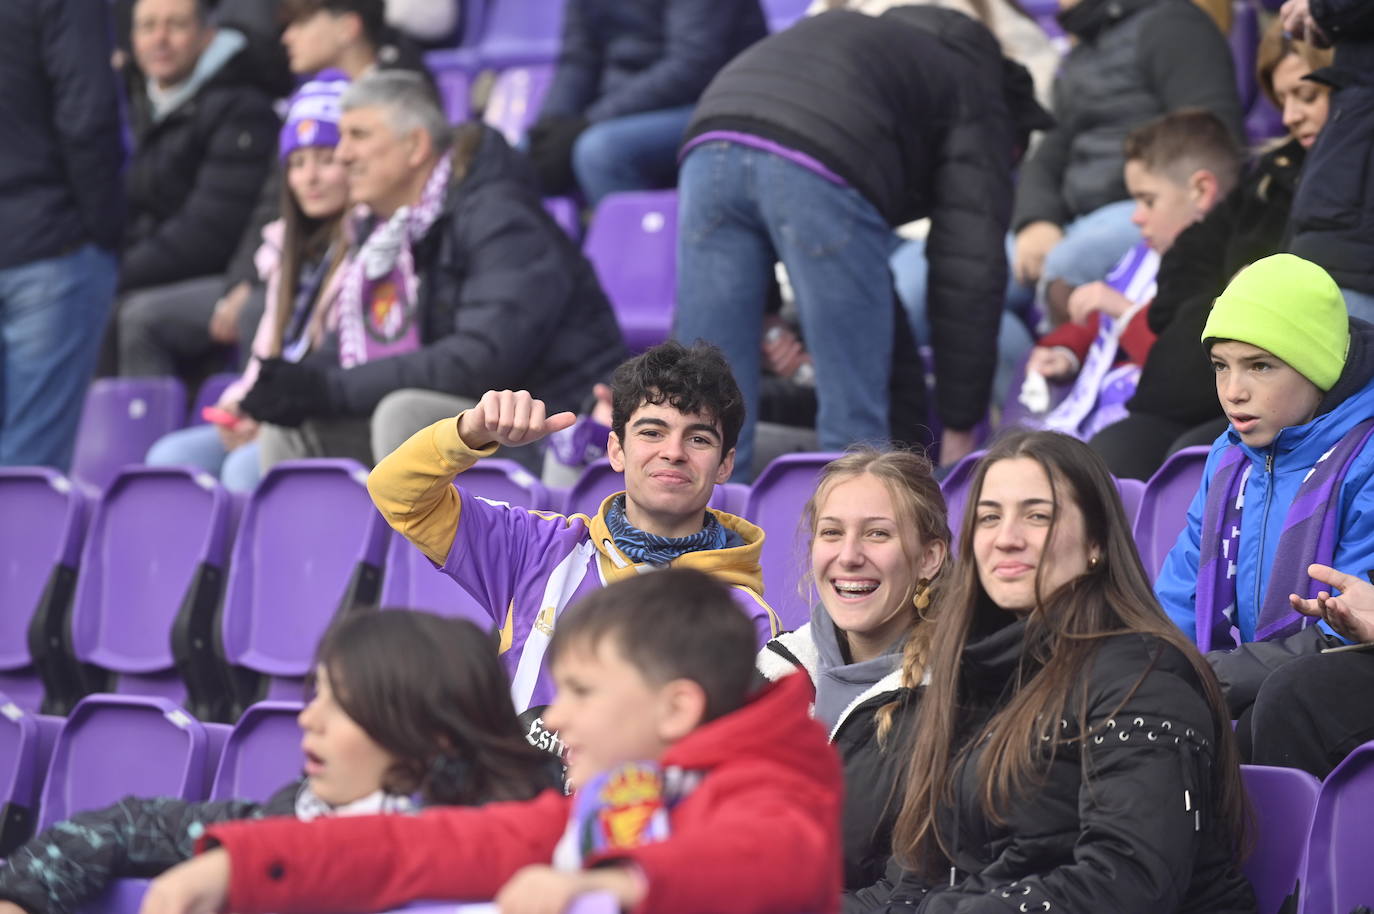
[1090,413,1229,480]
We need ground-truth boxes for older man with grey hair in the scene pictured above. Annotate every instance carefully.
[237,71,627,473]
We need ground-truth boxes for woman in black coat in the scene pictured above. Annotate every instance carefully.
[849,431,1255,914]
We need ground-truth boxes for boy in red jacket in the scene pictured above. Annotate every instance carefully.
[138,570,843,914]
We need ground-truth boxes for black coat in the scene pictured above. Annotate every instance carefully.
[0,0,125,269]
[849,613,1257,914]
[120,34,280,292]
[1013,0,1243,231]
[1127,140,1305,426]
[685,8,1042,431]
[1287,0,1374,295]
[539,0,766,122]
[315,124,628,417]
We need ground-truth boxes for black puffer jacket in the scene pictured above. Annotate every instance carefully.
[1287,0,1374,295]
[316,124,627,417]
[758,625,917,891]
[120,32,279,292]
[850,613,1257,914]
[685,7,1047,431]
[1128,140,1306,426]
[1012,0,1243,231]
[0,0,125,270]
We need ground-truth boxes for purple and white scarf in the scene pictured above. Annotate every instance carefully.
[1042,243,1158,439]
[1194,418,1374,652]
[335,153,453,368]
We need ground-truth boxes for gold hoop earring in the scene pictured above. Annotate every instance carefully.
[913,578,933,612]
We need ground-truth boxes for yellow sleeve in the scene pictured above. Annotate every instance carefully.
[366,414,499,565]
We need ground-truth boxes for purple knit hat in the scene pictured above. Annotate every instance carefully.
[279,70,350,161]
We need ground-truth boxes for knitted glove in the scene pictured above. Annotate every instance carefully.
[527,115,589,195]
[238,358,337,427]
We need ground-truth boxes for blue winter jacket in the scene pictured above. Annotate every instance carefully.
[539,0,766,123]
[1155,319,1374,646]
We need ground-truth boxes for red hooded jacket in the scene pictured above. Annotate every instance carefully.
[203,673,843,914]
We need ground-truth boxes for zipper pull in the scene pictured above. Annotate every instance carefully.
[1266,450,1274,473]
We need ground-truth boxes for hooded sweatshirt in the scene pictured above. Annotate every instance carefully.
[368,417,779,711]
[200,673,844,914]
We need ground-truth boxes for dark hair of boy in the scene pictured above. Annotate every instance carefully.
[313,609,558,805]
[549,569,758,724]
[609,340,746,457]
[1123,108,1243,197]
[278,0,387,47]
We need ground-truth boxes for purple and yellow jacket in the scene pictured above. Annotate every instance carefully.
[368,417,780,710]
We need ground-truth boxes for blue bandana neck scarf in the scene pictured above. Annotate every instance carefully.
[605,494,727,566]
[1195,417,1374,651]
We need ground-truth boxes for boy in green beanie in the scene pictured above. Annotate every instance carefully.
[1156,253,1374,731]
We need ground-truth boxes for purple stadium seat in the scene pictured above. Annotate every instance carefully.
[1247,93,1287,144]
[562,458,739,520]
[381,531,490,625]
[0,468,88,713]
[484,64,555,146]
[1230,0,1260,112]
[583,191,678,353]
[1131,445,1211,579]
[68,467,233,718]
[425,51,474,123]
[1303,740,1374,914]
[762,0,810,31]
[476,0,565,69]
[456,458,552,510]
[939,449,988,549]
[0,694,52,855]
[1115,476,1146,528]
[544,196,583,242]
[210,700,304,802]
[37,694,209,830]
[219,460,389,711]
[70,378,187,492]
[1240,764,1319,914]
[190,372,240,425]
[744,452,846,631]
[399,896,616,914]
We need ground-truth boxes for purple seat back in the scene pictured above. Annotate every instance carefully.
[562,459,738,520]
[220,460,388,699]
[70,467,232,705]
[1131,446,1211,579]
[1304,740,1374,914]
[0,469,86,711]
[190,373,240,425]
[998,352,1073,431]
[381,531,490,625]
[1240,764,1319,914]
[70,378,187,491]
[210,701,304,802]
[425,51,474,123]
[401,895,616,914]
[477,0,564,69]
[939,449,989,550]
[484,64,555,146]
[543,196,582,242]
[1229,0,1260,112]
[762,0,810,31]
[583,191,678,352]
[1115,477,1146,528]
[456,459,551,510]
[744,452,845,631]
[38,694,208,830]
[1246,94,1287,144]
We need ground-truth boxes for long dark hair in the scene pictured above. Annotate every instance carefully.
[269,153,346,357]
[891,431,1246,876]
[313,610,555,806]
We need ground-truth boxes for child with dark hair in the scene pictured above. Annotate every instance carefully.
[138,570,843,914]
[0,610,556,914]
[367,341,779,719]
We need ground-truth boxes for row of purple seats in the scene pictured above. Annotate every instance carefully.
[0,459,386,720]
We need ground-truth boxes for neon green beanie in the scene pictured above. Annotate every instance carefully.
[1202,253,1349,392]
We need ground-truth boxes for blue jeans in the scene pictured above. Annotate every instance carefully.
[1038,199,1141,309]
[146,423,262,492]
[0,244,118,470]
[889,236,1035,407]
[573,106,695,204]
[675,142,894,478]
